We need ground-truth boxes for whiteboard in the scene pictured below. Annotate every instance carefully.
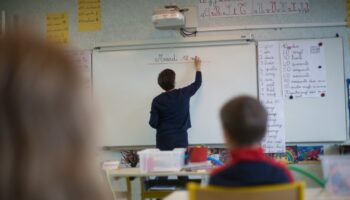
[258,38,347,143]
[284,38,347,142]
[93,39,257,147]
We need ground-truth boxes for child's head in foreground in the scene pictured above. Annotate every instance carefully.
[220,96,268,149]
[0,29,108,200]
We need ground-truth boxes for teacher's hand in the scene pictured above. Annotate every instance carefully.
[194,56,201,71]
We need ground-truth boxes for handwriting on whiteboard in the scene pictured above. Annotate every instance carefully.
[149,53,195,65]
[281,41,326,99]
[198,0,310,18]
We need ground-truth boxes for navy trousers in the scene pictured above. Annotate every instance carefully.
[156,131,188,151]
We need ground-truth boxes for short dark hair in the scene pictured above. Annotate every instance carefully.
[158,69,175,91]
[220,96,268,146]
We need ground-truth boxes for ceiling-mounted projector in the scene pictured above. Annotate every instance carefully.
[152,5,187,29]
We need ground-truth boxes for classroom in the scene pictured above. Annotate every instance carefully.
[1,0,350,200]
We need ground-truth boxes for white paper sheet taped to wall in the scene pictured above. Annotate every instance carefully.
[258,41,286,153]
[198,0,310,18]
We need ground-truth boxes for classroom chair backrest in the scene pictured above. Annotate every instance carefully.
[187,182,305,200]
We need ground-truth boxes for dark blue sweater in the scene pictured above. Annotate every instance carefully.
[149,71,202,150]
[209,148,294,187]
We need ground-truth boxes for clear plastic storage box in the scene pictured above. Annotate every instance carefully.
[321,155,350,197]
[137,148,186,172]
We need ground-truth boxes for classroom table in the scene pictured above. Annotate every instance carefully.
[107,168,210,200]
[164,189,350,200]
[108,167,210,177]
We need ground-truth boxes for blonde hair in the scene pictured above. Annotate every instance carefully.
[0,30,108,200]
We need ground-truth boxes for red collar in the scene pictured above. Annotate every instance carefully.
[230,147,266,162]
[211,147,267,175]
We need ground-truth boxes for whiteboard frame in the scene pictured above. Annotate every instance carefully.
[94,34,254,52]
[92,35,258,147]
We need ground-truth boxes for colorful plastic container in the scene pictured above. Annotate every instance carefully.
[188,146,208,163]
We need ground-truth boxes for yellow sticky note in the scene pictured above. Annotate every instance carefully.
[347,17,350,27]
[78,0,101,32]
[347,0,350,26]
[46,12,69,44]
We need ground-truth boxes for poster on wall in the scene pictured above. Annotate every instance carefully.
[78,0,101,32]
[260,98,286,153]
[280,40,326,99]
[46,12,69,44]
[258,41,286,153]
[198,0,310,18]
[257,39,329,152]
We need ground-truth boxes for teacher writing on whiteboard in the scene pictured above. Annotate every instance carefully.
[149,56,202,150]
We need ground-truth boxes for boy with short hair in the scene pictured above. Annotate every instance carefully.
[209,96,294,186]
